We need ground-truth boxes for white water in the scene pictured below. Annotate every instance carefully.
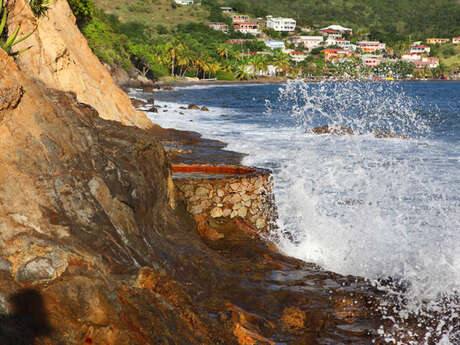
[134,80,460,344]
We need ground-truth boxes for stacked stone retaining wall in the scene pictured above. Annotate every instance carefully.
[173,165,276,232]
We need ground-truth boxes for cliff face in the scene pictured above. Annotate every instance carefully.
[0,49,232,344]
[6,0,152,129]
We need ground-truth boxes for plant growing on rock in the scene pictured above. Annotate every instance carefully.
[0,0,35,55]
[29,0,53,18]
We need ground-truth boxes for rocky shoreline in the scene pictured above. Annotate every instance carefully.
[0,0,440,343]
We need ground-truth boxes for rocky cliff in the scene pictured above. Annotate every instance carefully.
[6,0,152,129]
[0,48,391,344]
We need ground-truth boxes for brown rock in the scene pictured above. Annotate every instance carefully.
[0,85,23,111]
[188,104,201,110]
[281,307,306,331]
[8,0,152,128]
[308,125,354,135]
[201,106,209,111]
[130,98,147,108]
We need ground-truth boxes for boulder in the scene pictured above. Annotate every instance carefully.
[188,104,201,110]
[131,98,147,108]
[201,106,209,111]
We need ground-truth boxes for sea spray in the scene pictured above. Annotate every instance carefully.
[139,81,459,344]
[270,80,459,344]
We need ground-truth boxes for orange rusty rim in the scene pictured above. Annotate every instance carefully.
[172,164,257,175]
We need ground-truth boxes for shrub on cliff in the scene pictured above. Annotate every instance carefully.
[67,0,95,26]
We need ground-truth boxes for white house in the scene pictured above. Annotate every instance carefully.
[265,40,285,50]
[207,22,229,33]
[286,36,323,51]
[357,41,386,53]
[401,53,422,62]
[319,24,352,35]
[326,37,355,50]
[361,54,383,67]
[453,37,460,44]
[175,0,193,5]
[234,22,260,35]
[285,50,307,62]
[220,7,233,13]
[266,16,296,32]
[410,45,430,54]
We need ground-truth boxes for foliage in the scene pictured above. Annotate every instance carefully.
[82,10,132,70]
[221,0,460,39]
[216,70,235,80]
[29,0,52,18]
[67,0,95,26]
[0,0,35,55]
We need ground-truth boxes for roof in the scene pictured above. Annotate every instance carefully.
[320,25,352,32]
[234,22,259,26]
[412,45,430,48]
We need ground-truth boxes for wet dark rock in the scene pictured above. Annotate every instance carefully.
[308,125,355,135]
[201,106,209,111]
[374,131,408,139]
[147,106,159,113]
[146,97,155,105]
[130,98,147,108]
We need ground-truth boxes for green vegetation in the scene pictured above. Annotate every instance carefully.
[430,43,460,70]
[234,0,460,40]
[69,0,458,80]
[29,0,53,17]
[0,0,35,55]
[68,0,95,26]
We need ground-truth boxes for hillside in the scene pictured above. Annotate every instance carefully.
[94,0,210,31]
[93,0,460,40]
[223,0,460,40]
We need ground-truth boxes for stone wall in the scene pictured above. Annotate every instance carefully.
[173,165,277,232]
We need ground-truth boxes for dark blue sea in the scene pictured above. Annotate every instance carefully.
[132,81,460,344]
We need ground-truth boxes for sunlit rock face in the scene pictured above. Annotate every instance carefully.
[7,0,152,129]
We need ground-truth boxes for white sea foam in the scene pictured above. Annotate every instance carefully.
[132,81,460,343]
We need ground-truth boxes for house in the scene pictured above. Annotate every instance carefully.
[401,53,422,62]
[244,65,277,76]
[207,22,229,33]
[286,50,307,62]
[326,37,355,51]
[426,38,449,45]
[361,54,382,67]
[231,14,249,23]
[321,48,351,62]
[410,45,430,54]
[357,41,386,53]
[266,16,296,32]
[220,7,233,13]
[320,25,353,35]
[265,40,286,50]
[453,37,460,44]
[319,29,342,39]
[175,0,193,5]
[412,57,440,69]
[227,39,254,45]
[234,22,260,35]
[286,36,323,51]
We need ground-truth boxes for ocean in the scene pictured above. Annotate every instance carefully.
[131,80,460,344]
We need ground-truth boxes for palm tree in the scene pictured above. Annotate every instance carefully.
[271,50,290,76]
[234,64,251,80]
[217,45,230,60]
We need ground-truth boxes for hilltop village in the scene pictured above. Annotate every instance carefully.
[197,3,459,80]
[77,0,460,82]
